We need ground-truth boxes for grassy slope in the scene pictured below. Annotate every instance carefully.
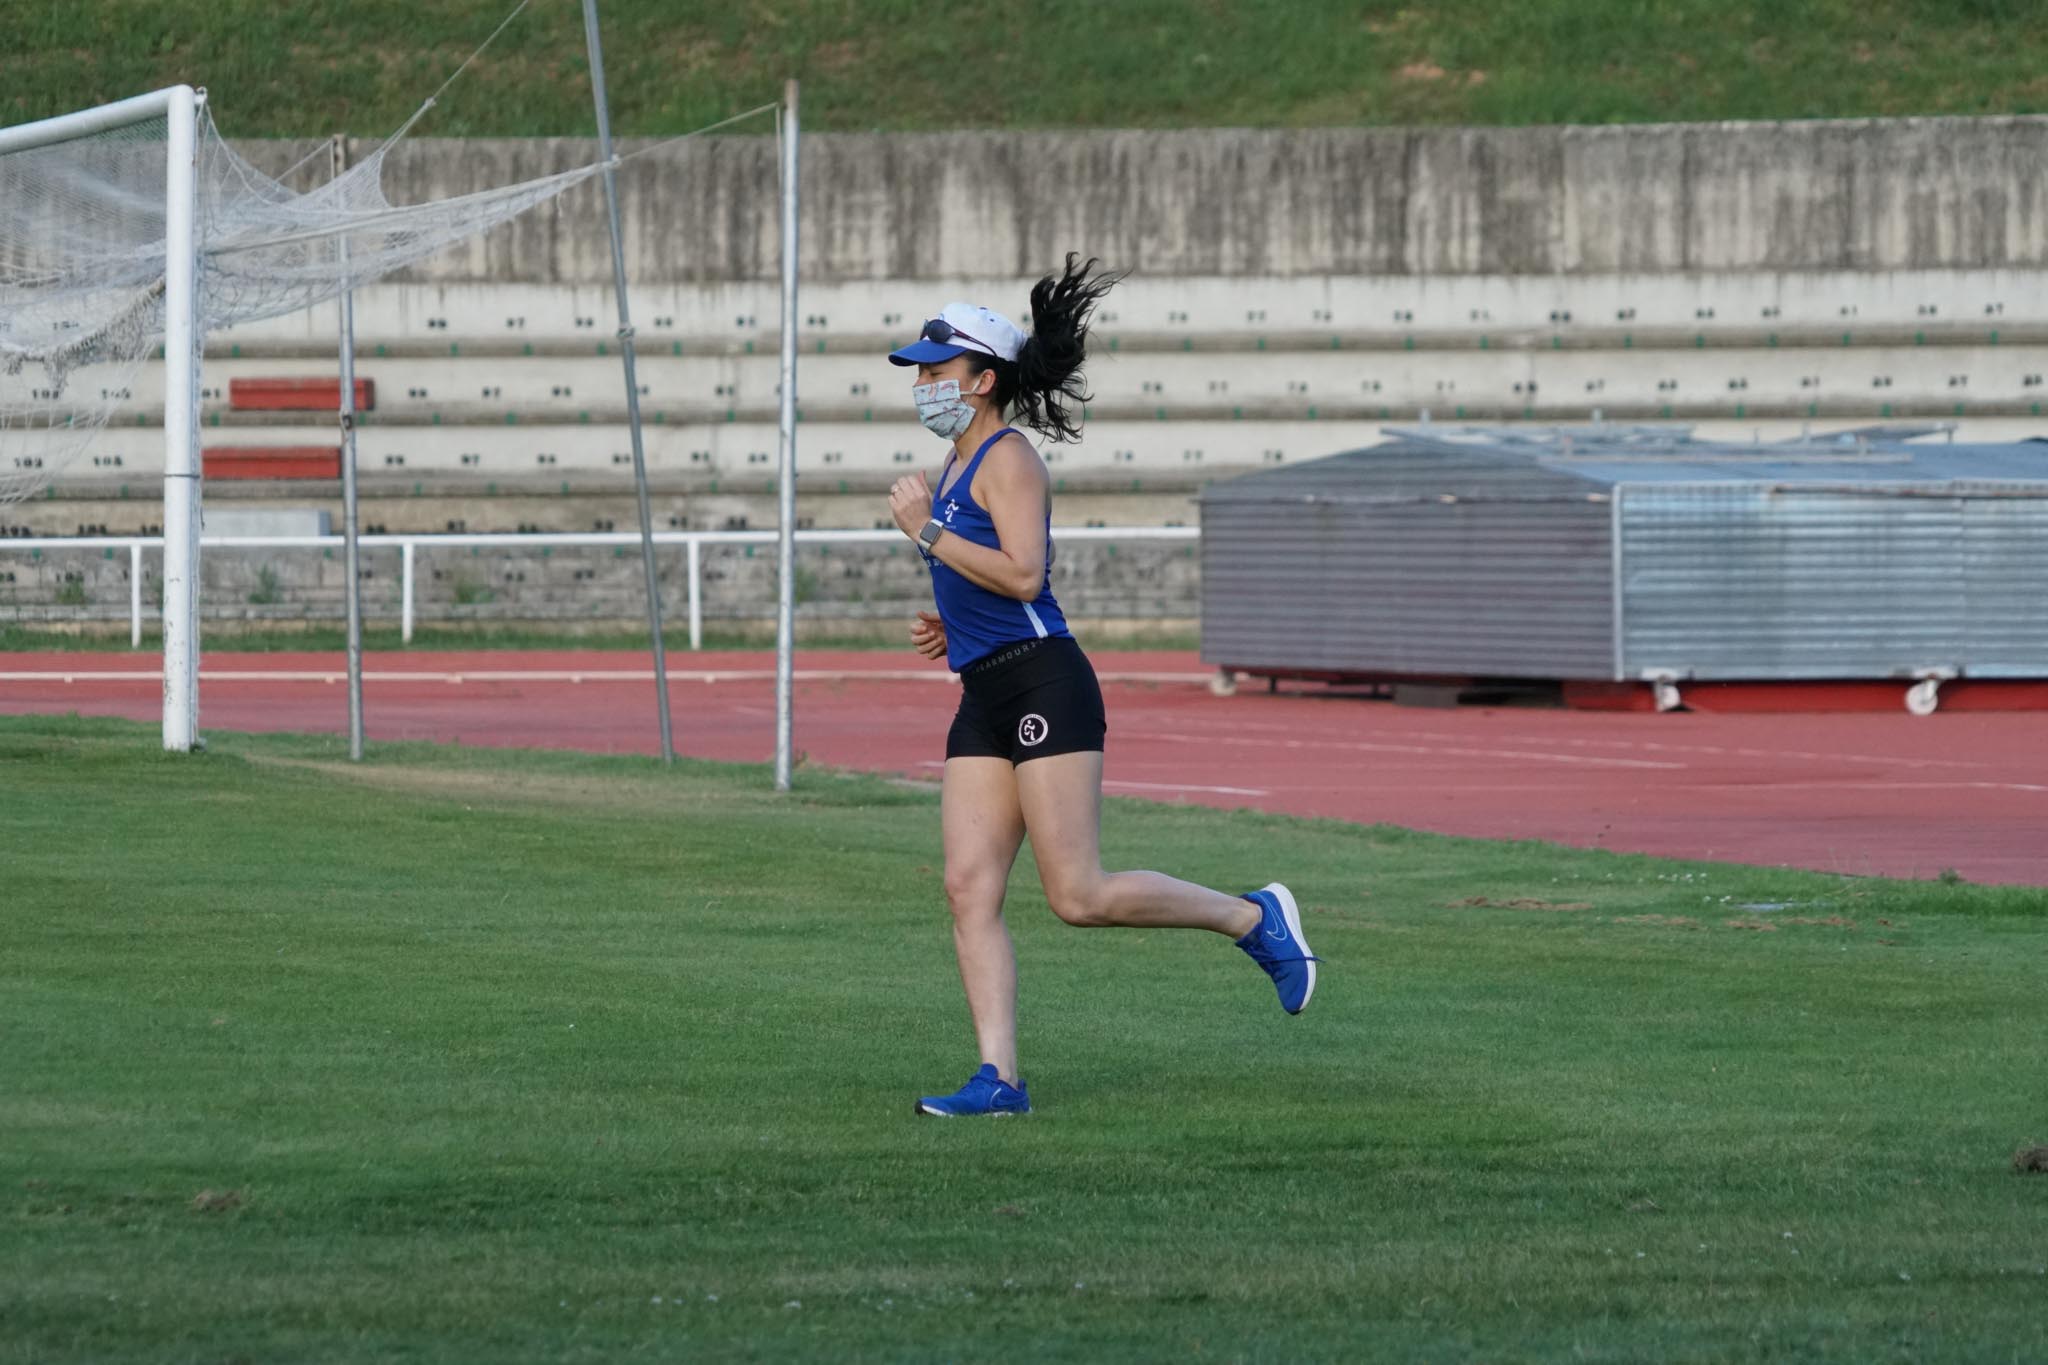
[1,1,2043,137]
[2,714,2043,1362]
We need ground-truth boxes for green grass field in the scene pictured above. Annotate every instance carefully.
[2,0,2041,137]
[3,714,2044,1362]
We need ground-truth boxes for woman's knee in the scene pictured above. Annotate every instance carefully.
[1044,873,1113,928]
[943,864,1007,919]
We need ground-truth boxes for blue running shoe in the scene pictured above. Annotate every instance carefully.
[916,1064,1031,1117]
[1237,882,1319,1014]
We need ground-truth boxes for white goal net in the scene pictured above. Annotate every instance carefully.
[0,84,623,750]
[0,88,610,508]
[0,100,176,506]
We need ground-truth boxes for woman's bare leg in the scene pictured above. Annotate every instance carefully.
[940,756,1029,1085]
[1014,751,1262,936]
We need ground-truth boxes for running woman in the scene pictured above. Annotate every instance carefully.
[885,255,1318,1118]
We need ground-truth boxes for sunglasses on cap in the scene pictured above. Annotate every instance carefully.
[920,317,997,356]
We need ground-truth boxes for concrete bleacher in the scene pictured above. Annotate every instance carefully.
[17,115,2048,539]
[39,270,2048,511]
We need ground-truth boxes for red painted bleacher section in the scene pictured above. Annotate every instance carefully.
[202,447,342,480]
[228,378,375,411]
[205,376,370,479]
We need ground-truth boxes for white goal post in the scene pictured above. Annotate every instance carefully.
[4,74,785,762]
[0,86,204,751]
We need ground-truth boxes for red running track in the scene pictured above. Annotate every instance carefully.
[5,649,2046,887]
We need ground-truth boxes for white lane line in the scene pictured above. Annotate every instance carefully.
[1162,718,1999,772]
[1408,731,1991,771]
[1710,780,2048,796]
[911,760,1266,796]
[0,671,162,683]
[1097,672,1222,684]
[1104,779,1272,797]
[1120,729,1689,771]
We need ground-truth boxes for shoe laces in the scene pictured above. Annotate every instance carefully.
[1243,938,1323,966]
[958,1072,1021,1101]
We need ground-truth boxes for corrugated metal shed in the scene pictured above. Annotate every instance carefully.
[1199,427,2048,684]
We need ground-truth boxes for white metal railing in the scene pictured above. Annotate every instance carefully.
[2,525,1200,650]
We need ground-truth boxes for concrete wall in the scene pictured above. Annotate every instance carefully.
[345,118,2048,285]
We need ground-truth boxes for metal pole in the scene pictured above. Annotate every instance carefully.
[129,543,142,648]
[161,85,202,752]
[401,541,415,644]
[336,137,365,761]
[773,79,800,791]
[687,537,702,651]
[581,0,675,765]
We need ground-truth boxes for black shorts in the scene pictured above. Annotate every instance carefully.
[946,636,1107,764]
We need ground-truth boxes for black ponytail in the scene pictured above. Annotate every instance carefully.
[969,254,1124,444]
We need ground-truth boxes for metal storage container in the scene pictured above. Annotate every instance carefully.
[1200,427,2048,693]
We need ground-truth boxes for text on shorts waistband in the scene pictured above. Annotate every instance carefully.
[961,637,1053,676]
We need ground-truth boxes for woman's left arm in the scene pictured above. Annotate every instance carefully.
[887,438,1049,602]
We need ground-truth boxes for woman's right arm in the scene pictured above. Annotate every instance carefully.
[910,609,947,660]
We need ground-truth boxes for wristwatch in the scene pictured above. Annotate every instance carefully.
[917,518,945,551]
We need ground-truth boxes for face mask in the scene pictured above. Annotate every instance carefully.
[911,375,985,441]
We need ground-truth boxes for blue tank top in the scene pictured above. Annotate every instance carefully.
[922,427,1072,671]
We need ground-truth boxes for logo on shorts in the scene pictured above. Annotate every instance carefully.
[1017,713,1049,747]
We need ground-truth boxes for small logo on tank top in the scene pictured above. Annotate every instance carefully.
[1018,713,1049,747]
[944,499,959,524]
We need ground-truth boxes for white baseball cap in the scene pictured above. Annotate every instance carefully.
[887,302,1027,366]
